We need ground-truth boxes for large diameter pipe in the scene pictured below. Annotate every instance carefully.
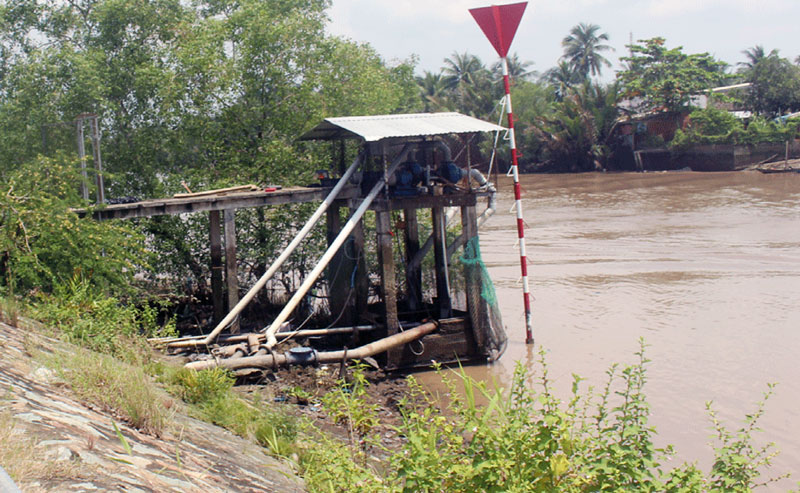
[169,153,363,350]
[264,144,415,348]
[185,321,438,371]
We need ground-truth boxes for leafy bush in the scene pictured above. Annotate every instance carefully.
[163,366,298,458]
[321,363,380,439]
[32,275,175,357]
[301,341,791,492]
[170,367,235,405]
[0,155,147,296]
[670,108,800,149]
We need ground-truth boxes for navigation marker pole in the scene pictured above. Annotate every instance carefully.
[469,2,534,344]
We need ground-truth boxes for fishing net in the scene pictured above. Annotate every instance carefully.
[461,235,508,361]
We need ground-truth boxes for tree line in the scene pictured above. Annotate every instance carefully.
[416,24,800,172]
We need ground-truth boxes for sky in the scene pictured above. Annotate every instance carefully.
[326,0,799,79]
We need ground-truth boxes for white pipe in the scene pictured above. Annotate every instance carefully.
[169,153,363,349]
[264,143,414,348]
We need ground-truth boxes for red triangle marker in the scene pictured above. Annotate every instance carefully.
[469,2,527,58]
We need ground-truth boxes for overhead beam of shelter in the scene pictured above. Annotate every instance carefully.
[299,112,505,142]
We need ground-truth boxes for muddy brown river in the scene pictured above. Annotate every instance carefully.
[421,171,800,488]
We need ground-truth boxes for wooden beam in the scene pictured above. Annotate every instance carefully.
[326,204,352,326]
[351,213,368,323]
[77,186,359,221]
[461,204,486,351]
[368,192,480,212]
[223,209,240,334]
[376,209,400,367]
[209,210,224,324]
[376,210,399,332]
[403,208,421,311]
[432,206,452,319]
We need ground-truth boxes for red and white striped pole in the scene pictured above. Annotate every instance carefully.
[470,2,533,344]
[500,58,534,344]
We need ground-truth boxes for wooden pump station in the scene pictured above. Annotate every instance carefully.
[85,113,508,372]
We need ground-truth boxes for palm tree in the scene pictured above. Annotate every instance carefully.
[442,52,486,90]
[441,52,494,116]
[542,61,581,100]
[561,23,612,79]
[739,45,779,71]
[417,71,449,112]
[490,53,536,84]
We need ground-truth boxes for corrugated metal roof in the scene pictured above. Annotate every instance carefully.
[298,112,506,142]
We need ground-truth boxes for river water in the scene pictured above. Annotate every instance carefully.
[422,171,800,488]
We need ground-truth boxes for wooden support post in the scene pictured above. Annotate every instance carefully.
[326,204,352,326]
[223,209,240,334]
[377,209,401,368]
[461,205,486,351]
[376,210,399,332]
[432,205,452,319]
[403,208,422,311]
[351,213,369,321]
[209,210,224,324]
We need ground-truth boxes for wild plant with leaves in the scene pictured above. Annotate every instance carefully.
[301,341,791,492]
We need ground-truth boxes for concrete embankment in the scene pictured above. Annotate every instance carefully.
[0,320,304,492]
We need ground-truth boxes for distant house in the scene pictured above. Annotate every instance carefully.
[608,83,796,171]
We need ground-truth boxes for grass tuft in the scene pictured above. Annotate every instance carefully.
[0,409,81,485]
[45,348,171,436]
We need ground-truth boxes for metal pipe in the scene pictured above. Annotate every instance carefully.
[169,153,364,350]
[185,321,438,371]
[263,143,415,348]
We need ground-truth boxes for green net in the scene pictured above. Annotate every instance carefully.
[461,236,507,360]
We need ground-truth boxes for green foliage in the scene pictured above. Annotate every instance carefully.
[45,347,170,436]
[322,363,380,438]
[561,23,612,79]
[301,341,791,492]
[742,53,800,117]
[32,275,174,357]
[669,108,800,149]
[162,365,298,458]
[532,82,620,171]
[619,38,726,112]
[0,0,420,294]
[0,155,147,296]
[705,384,789,490]
[170,367,234,405]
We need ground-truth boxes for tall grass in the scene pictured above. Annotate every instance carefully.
[45,348,171,436]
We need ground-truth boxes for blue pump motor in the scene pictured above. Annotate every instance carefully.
[437,161,465,184]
